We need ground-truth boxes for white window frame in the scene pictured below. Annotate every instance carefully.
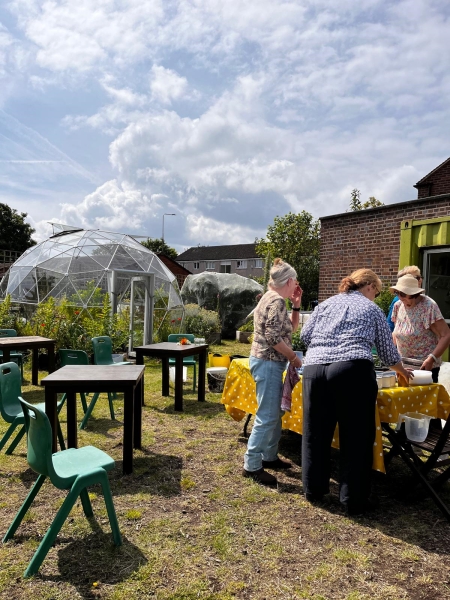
[220,261,231,273]
[236,260,247,269]
[254,259,263,268]
[206,261,215,270]
[193,262,200,269]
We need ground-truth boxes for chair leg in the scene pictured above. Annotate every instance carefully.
[193,363,197,392]
[58,393,67,410]
[100,475,122,546]
[79,393,101,430]
[80,488,93,518]
[57,420,66,451]
[80,393,88,414]
[0,421,21,453]
[5,425,26,455]
[107,393,115,420]
[3,474,46,542]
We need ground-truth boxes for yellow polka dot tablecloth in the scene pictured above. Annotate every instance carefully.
[221,358,450,473]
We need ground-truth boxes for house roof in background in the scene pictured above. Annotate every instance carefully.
[156,253,192,275]
[177,243,259,261]
[414,157,450,187]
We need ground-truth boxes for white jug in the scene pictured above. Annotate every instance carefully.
[397,412,432,442]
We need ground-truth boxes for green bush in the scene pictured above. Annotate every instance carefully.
[291,328,307,353]
[375,285,395,316]
[238,319,254,332]
[0,295,18,330]
[182,304,221,337]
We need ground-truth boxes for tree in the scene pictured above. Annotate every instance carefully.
[348,189,384,211]
[256,211,320,308]
[140,237,178,259]
[0,203,36,252]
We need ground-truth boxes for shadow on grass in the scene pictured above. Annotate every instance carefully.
[149,396,226,418]
[110,454,183,497]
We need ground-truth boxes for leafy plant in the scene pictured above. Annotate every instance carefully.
[374,285,394,316]
[0,295,18,329]
[182,304,221,337]
[238,319,254,332]
[291,328,307,353]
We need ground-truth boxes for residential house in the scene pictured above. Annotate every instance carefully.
[176,244,264,278]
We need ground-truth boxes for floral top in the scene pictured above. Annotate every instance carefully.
[392,295,443,366]
[301,291,400,366]
[250,290,293,362]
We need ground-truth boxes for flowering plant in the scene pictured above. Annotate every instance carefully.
[178,337,191,345]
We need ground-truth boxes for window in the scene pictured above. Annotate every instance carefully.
[254,259,263,268]
[220,262,231,273]
[193,262,200,269]
[206,261,215,270]
[236,260,247,269]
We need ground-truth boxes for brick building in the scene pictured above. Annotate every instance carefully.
[156,253,191,289]
[414,157,450,199]
[319,193,450,303]
[176,244,264,278]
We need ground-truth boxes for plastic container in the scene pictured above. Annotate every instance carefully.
[397,412,432,442]
[209,353,231,368]
[381,373,391,388]
[112,354,124,363]
[376,375,383,389]
[385,371,396,387]
[410,370,433,385]
[206,367,228,393]
[169,366,187,383]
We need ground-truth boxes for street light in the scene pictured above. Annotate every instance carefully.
[162,213,176,244]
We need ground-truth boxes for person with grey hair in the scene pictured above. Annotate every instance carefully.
[243,258,303,486]
[387,265,422,332]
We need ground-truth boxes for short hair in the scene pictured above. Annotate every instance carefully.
[338,268,382,294]
[268,258,297,289]
[397,265,421,278]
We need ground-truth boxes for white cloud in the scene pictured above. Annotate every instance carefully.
[150,65,188,105]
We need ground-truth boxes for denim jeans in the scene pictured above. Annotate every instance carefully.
[244,356,286,472]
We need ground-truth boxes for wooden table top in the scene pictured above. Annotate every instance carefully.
[42,365,145,385]
[135,342,208,354]
[0,336,55,346]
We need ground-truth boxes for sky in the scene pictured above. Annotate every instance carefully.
[0,0,449,252]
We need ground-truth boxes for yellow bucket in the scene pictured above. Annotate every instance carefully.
[209,353,231,368]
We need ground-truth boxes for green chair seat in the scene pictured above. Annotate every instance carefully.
[0,329,24,381]
[3,399,122,578]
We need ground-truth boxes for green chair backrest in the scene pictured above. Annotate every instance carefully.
[0,362,22,422]
[92,336,114,365]
[168,334,195,344]
[59,349,90,367]
[0,329,17,338]
[19,398,60,484]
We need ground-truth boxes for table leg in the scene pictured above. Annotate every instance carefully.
[32,348,39,386]
[66,391,77,448]
[136,350,143,366]
[123,387,134,475]
[2,348,11,364]
[45,389,58,453]
[134,376,143,449]
[47,344,55,374]
[198,348,207,402]
[174,355,184,411]
[162,357,170,396]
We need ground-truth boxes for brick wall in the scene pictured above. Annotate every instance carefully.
[416,160,450,199]
[319,194,450,301]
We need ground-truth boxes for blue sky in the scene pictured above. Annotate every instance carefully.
[0,0,449,251]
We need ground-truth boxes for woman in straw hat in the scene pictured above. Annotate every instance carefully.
[300,268,412,516]
[390,274,450,382]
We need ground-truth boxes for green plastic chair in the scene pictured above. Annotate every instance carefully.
[0,362,65,454]
[92,336,133,366]
[0,329,24,380]
[3,398,122,578]
[58,349,115,429]
[168,334,197,392]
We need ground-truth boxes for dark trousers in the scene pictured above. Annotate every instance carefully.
[302,360,378,511]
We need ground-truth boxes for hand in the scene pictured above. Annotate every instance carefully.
[420,356,435,371]
[289,356,302,368]
[397,367,414,387]
[291,283,303,307]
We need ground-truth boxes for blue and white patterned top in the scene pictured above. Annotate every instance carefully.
[301,291,401,366]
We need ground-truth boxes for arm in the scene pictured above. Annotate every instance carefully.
[420,319,450,371]
[289,283,303,333]
[265,299,301,367]
[273,340,301,368]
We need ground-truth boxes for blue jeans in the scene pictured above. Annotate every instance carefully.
[244,357,286,472]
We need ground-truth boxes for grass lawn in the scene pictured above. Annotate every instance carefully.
[1,339,450,599]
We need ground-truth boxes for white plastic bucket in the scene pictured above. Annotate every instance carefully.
[169,366,187,383]
[206,367,228,393]
[397,412,432,442]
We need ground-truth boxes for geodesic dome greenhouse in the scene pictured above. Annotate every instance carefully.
[0,224,183,342]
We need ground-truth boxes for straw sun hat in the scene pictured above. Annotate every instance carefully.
[390,273,425,296]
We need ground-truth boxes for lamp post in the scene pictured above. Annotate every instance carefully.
[162,213,176,244]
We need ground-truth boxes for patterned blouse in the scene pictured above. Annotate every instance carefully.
[392,295,443,366]
[301,291,400,366]
[250,290,293,362]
